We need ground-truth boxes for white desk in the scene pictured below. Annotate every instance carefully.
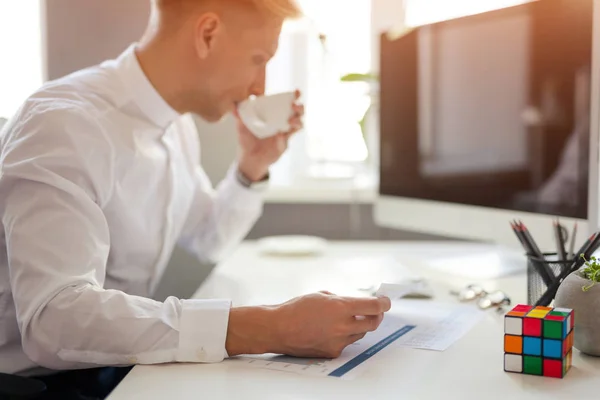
[107,241,600,400]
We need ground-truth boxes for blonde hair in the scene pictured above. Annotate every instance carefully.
[258,0,303,20]
[154,0,303,20]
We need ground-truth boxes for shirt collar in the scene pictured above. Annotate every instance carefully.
[115,44,180,130]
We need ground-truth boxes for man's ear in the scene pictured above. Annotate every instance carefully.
[195,13,221,59]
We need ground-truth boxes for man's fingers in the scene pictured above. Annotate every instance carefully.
[282,126,300,141]
[289,121,302,132]
[288,114,303,128]
[346,296,391,316]
[236,122,252,138]
[350,314,383,334]
[275,133,288,152]
[291,103,304,117]
[233,106,249,125]
[346,332,367,346]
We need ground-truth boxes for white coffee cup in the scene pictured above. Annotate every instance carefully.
[237,91,296,139]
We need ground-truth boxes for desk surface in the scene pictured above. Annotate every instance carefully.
[107,241,600,400]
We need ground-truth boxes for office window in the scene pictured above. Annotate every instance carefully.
[405,0,537,27]
[266,0,372,181]
[0,1,44,119]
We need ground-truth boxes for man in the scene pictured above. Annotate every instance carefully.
[0,0,391,398]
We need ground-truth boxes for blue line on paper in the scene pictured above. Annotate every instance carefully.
[328,325,416,378]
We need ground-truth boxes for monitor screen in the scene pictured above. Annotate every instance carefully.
[379,0,593,220]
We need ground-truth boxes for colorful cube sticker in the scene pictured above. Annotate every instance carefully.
[524,356,543,375]
[523,337,542,356]
[543,320,563,340]
[504,354,523,373]
[544,359,563,378]
[543,339,562,359]
[563,350,573,376]
[505,317,523,336]
[523,318,542,336]
[505,335,523,354]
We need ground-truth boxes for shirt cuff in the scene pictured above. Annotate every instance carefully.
[219,164,266,209]
[176,299,232,363]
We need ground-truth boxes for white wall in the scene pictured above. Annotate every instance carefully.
[370,0,407,75]
[44,0,150,80]
[0,2,43,118]
[370,0,408,164]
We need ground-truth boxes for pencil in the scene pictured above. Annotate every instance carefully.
[510,220,528,252]
[535,231,600,306]
[553,220,567,262]
[568,223,577,259]
[572,232,600,270]
[519,220,544,259]
[516,220,554,286]
[513,221,534,255]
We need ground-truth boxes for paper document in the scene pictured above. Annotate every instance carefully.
[376,280,434,299]
[230,319,415,379]
[230,300,483,379]
[376,283,414,298]
[389,300,485,351]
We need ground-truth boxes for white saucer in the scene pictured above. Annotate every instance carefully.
[257,235,328,256]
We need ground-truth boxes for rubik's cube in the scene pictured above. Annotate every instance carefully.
[504,304,574,378]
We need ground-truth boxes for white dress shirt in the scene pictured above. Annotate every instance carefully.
[0,45,264,376]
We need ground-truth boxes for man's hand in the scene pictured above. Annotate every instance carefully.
[234,90,304,182]
[225,292,392,359]
[271,292,391,358]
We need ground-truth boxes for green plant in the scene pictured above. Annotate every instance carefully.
[340,73,379,83]
[579,254,600,291]
[340,72,379,143]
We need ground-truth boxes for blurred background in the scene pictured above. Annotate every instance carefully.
[0,0,557,300]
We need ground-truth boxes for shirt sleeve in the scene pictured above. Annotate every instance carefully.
[0,106,230,370]
[176,118,265,263]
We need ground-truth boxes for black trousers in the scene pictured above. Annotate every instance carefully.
[32,366,133,400]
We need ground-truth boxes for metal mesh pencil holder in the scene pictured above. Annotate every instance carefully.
[527,252,573,306]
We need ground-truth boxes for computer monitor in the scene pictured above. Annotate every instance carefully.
[374,0,598,253]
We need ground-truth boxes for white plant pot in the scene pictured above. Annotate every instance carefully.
[554,270,600,356]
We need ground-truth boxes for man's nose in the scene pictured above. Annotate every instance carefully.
[249,68,266,97]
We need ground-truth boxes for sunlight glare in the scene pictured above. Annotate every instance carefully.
[405,0,537,27]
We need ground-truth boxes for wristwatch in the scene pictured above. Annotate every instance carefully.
[235,168,270,190]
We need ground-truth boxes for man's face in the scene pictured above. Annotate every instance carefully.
[190,13,283,122]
